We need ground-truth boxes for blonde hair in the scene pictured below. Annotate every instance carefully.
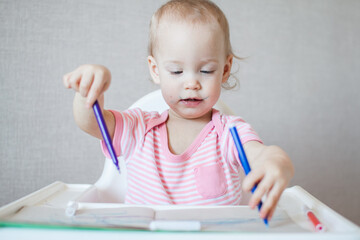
[148,0,241,89]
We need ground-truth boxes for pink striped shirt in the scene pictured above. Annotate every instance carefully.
[101,108,262,205]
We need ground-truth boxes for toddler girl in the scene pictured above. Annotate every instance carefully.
[63,0,294,222]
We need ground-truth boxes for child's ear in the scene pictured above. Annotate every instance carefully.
[222,54,233,83]
[148,56,160,84]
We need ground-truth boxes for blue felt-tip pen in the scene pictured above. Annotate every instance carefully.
[229,124,268,227]
[93,100,120,173]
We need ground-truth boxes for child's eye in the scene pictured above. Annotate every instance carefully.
[200,70,215,74]
[171,71,183,75]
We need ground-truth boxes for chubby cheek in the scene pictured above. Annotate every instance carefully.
[165,94,177,105]
[208,81,222,99]
[158,78,179,105]
[160,87,178,106]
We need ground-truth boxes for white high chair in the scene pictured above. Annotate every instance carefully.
[93,89,237,203]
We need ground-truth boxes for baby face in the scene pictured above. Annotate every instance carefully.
[148,19,232,120]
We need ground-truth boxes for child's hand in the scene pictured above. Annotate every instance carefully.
[243,142,294,221]
[63,64,111,108]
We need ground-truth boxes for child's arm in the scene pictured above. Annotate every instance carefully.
[63,65,115,140]
[243,141,294,221]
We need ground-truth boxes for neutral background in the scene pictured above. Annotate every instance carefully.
[0,0,359,225]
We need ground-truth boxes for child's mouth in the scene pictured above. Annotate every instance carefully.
[182,98,202,102]
[180,98,204,107]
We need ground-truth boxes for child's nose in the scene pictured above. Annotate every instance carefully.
[184,76,201,90]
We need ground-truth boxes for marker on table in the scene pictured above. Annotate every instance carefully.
[149,220,201,231]
[229,124,269,227]
[303,205,325,232]
[93,100,120,173]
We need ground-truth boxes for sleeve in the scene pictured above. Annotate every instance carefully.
[223,116,263,173]
[100,108,157,160]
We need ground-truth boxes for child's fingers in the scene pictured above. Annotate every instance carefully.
[259,181,285,220]
[242,169,264,193]
[101,72,111,92]
[86,72,106,108]
[265,204,276,221]
[63,72,72,88]
[67,70,83,92]
[248,174,273,209]
[79,71,94,98]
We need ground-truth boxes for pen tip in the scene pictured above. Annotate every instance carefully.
[264,218,269,227]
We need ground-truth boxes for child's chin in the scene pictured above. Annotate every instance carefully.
[176,108,212,120]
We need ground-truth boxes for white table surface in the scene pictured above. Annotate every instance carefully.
[1,182,359,240]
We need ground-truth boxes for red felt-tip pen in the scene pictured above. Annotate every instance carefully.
[303,206,326,232]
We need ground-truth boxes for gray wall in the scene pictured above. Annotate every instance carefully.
[0,0,359,225]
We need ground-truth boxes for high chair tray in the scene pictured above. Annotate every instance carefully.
[0,181,359,240]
